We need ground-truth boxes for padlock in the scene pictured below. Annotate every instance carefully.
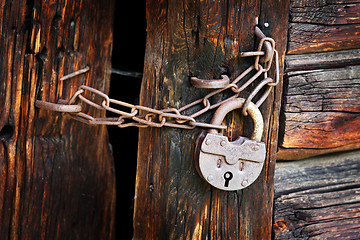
[194,98,266,191]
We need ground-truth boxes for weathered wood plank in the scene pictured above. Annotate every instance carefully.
[288,0,360,54]
[290,0,360,25]
[285,67,360,113]
[281,112,360,149]
[0,1,115,239]
[133,0,289,239]
[277,50,360,160]
[273,150,360,239]
[285,49,360,72]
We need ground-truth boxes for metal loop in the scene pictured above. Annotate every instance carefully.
[267,49,279,87]
[79,85,110,108]
[117,117,148,128]
[242,77,274,116]
[190,99,210,118]
[132,115,166,128]
[68,89,85,104]
[162,108,190,124]
[134,105,164,115]
[35,100,82,113]
[190,122,227,130]
[255,27,275,63]
[101,99,138,118]
[117,122,148,128]
[190,75,230,89]
[160,112,196,128]
[255,86,272,107]
[164,122,196,129]
[231,65,255,85]
[254,36,275,71]
[71,113,123,126]
[80,85,110,103]
[70,112,95,124]
[232,65,264,93]
[208,98,264,141]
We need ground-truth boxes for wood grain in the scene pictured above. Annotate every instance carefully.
[288,0,360,54]
[273,150,360,239]
[133,0,289,239]
[277,50,360,160]
[0,1,115,239]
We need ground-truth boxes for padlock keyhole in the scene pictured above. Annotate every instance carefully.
[223,171,233,187]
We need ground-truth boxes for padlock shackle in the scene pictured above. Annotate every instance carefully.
[209,98,264,141]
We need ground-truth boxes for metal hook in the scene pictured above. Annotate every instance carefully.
[35,100,82,113]
[60,66,90,81]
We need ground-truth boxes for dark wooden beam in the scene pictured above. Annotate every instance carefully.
[133,0,289,239]
[0,0,115,238]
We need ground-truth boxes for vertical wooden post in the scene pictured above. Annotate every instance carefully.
[0,0,115,239]
[134,0,289,239]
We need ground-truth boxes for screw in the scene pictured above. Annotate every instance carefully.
[241,179,248,187]
[264,22,270,28]
[207,175,214,182]
[216,159,221,168]
[205,139,211,145]
[252,143,260,151]
[220,140,226,147]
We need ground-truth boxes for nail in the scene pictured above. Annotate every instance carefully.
[60,65,90,81]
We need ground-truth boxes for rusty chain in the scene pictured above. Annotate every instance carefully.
[35,27,279,130]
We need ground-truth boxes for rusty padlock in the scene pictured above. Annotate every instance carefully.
[194,98,266,191]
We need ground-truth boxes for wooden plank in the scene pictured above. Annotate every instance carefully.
[133,0,289,239]
[273,150,360,239]
[285,49,360,72]
[281,112,360,148]
[290,0,360,25]
[284,68,360,113]
[0,0,115,239]
[287,0,360,54]
[277,50,360,160]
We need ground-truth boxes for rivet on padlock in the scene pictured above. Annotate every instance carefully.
[194,98,266,191]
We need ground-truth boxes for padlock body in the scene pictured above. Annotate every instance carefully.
[197,133,265,191]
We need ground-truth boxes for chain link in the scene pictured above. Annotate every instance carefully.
[35,27,279,131]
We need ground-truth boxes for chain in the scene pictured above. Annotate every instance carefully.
[35,27,279,130]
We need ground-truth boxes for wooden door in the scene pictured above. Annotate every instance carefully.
[0,1,115,239]
[133,0,289,239]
